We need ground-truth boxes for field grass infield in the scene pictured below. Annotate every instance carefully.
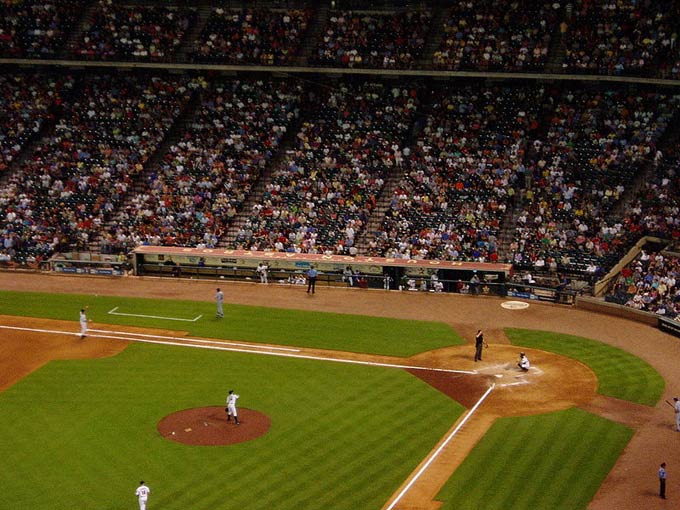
[0,290,661,509]
[0,342,465,510]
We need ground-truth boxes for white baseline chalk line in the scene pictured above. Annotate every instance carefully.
[89,328,299,352]
[498,380,530,388]
[107,306,203,322]
[385,384,495,510]
[0,325,476,375]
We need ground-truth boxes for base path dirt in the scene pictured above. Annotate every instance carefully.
[0,272,679,510]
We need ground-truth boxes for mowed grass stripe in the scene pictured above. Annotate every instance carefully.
[436,409,633,510]
[506,328,664,406]
[0,342,464,510]
[0,290,462,356]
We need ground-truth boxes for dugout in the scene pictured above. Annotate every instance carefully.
[132,246,512,293]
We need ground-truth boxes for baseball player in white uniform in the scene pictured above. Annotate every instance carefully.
[674,397,680,431]
[226,390,240,424]
[79,307,89,338]
[517,352,530,371]
[135,481,150,510]
[215,288,224,318]
[256,263,269,284]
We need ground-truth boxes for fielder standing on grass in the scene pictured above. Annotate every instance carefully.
[215,288,224,318]
[135,481,150,510]
[79,306,89,338]
[226,389,240,424]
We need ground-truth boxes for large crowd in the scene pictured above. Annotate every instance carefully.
[0,2,678,288]
[193,7,310,65]
[562,0,680,78]
[0,74,66,175]
[234,81,419,253]
[369,84,543,262]
[105,78,303,253]
[0,0,82,58]
[509,87,680,275]
[0,74,193,263]
[312,10,431,69]
[1,1,680,79]
[433,0,558,72]
[608,250,680,318]
[72,1,196,61]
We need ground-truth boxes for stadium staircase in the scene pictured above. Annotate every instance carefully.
[608,107,680,220]
[89,89,202,252]
[354,90,431,255]
[296,2,329,65]
[352,165,407,255]
[175,2,213,63]
[417,2,447,68]
[59,1,98,60]
[496,202,522,264]
[545,3,569,73]
[219,109,305,248]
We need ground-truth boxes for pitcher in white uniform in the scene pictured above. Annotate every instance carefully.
[226,390,240,425]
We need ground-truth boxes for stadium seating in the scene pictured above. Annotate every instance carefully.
[0,74,193,262]
[107,79,303,251]
[193,7,311,65]
[370,84,543,262]
[0,0,83,58]
[311,10,431,69]
[72,1,196,61]
[235,81,419,253]
[433,0,557,72]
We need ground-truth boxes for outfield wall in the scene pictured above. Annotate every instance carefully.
[575,296,659,326]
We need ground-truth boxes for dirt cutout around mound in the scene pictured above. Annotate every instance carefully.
[157,407,271,446]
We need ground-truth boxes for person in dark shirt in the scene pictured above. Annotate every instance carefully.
[474,329,487,362]
[307,266,318,294]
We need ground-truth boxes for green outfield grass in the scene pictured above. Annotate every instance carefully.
[0,291,663,510]
[435,408,633,510]
[506,328,664,406]
[0,290,463,356]
[0,341,464,510]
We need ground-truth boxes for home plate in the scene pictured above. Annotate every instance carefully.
[501,301,530,310]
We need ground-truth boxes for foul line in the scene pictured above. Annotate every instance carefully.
[89,328,299,352]
[385,384,495,510]
[0,325,476,375]
[107,306,203,322]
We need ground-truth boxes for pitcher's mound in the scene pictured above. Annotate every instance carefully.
[158,406,270,446]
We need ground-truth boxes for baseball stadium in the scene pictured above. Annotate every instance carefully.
[1,1,680,509]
